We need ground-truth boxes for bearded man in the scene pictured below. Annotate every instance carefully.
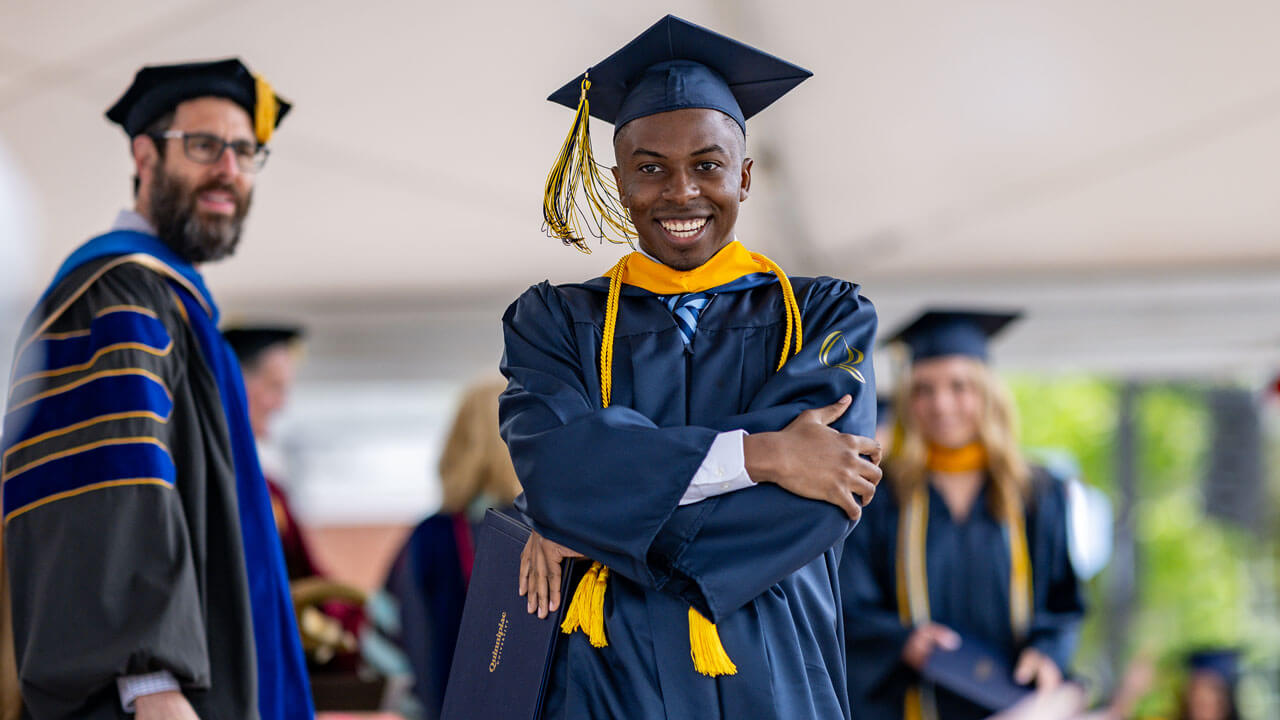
[0,59,312,720]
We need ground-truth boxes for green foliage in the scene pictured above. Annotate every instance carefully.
[1005,377,1277,717]
[1008,375,1117,692]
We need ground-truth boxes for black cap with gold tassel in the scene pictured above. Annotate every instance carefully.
[106,58,291,144]
[541,14,811,254]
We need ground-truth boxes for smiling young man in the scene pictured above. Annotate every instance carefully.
[0,60,311,720]
[500,16,883,720]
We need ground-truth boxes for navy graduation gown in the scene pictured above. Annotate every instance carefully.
[500,274,878,719]
[840,470,1085,720]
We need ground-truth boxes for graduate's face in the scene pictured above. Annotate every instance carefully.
[907,355,984,449]
[612,109,751,271]
[241,345,297,440]
[135,97,256,263]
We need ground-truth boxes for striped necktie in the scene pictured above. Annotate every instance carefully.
[663,292,712,346]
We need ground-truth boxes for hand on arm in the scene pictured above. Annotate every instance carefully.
[519,532,583,619]
[743,395,883,522]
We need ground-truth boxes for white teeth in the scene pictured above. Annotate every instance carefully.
[659,218,708,237]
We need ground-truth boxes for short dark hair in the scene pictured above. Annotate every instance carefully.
[132,110,175,196]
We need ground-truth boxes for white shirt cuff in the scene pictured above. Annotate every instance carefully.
[679,429,755,506]
[117,671,181,713]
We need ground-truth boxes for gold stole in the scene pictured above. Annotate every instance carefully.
[560,241,803,677]
[897,448,1032,720]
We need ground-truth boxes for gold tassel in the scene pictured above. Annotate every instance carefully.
[252,73,278,145]
[560,561,609,648]
[688,608,737,677]
[542,75,637,252]
[585,565,609,647]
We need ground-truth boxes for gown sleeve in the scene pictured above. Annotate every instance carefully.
[500,278,878,621]
[2,264,211,717]
[1025,472,1086,670]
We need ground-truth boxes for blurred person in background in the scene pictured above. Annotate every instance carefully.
[841,309,1085,720]
[1172,650,1241,720]
[224,326,318,579]
[224,326,369,679]
[371,379,522,719]
[0,60,311,720]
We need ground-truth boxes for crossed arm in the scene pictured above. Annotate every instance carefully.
[520,395,883,616]
[500,280,883,619]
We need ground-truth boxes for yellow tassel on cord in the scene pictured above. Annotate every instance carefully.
[252,73,278,145]
[560,561,609,648]
[688,608,737,677]
[543,75,637,253]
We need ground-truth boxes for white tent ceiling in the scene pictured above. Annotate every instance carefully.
[2,0,1278,378]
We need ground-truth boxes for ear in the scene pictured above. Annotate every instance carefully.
[739,157,753,202]
[611,165,627,208]
[131,135,158,186]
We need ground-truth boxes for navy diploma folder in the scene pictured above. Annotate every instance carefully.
[441,509,576,719]
[921,636,1033,711]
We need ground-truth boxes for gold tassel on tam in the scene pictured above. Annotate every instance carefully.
[252,73,278,145]
[688,608,737,677]
[560,561,609,648]
[542,75,637,253]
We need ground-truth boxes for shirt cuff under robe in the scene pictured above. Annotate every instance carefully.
[117,671,181,713]
[679,429,755,506]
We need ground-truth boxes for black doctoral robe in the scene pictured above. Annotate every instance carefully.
[2,258,257,719]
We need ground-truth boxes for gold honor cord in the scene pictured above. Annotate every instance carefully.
[543,76,638,253]
[599,249,804,406]
[748,252,803,370]
[895,484,1033,720]
[565,247,805,677]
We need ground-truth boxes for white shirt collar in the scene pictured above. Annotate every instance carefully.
[111,209,156,235]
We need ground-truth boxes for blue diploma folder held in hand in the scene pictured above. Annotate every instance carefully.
[441,509,577,719]
[921,635,1033,712]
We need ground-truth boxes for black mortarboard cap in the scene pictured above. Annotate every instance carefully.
[222,326,303,366]
[1187,648,1241,684]
[106,58,291,144]
[547,14,812,133]
[887,309,1021,363]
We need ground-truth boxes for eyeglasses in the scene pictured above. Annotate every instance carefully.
[150,130,270,172]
